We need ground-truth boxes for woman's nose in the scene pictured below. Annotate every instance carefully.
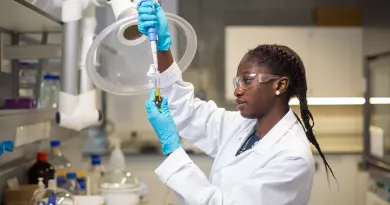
[234,87,244,97]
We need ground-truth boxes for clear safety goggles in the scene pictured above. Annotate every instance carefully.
[233,73,280,90]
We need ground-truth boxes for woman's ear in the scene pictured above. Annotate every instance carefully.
[275,77,289,94]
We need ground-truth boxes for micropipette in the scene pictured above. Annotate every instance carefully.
[142,0,162,109]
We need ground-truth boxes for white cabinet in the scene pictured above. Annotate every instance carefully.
[309,155,368,205]
[366,191,390,205]
[307,28,363,97]
[224,26,363,101]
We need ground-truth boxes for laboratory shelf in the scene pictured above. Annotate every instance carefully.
[0,108,55,129]
[0,0,63,33]
[0,108,54,116]
[0,108,56,167]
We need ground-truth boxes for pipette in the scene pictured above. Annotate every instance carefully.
[142,0,162,109]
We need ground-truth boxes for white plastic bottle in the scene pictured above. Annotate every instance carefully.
[89,155,104,195]
[33,177,46,197]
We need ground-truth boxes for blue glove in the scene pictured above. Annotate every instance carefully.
[145,90,182,155]
[0,140,14,156]
[137,0,172,51]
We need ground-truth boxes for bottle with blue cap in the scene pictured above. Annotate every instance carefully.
[47,140,72,187]
[61,172,82,195]
[76,177,87,195]
[38,73,60,109]
[48,140,71,170]
[89,154,105,195]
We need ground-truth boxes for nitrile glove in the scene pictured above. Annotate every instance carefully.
[145,90,182,155]
[137,0,172,51]
[0,140,13,156]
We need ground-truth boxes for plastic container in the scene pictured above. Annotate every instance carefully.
[99,170,140,205]
[86,12,197,95]
[48,140,72,170]
[32,178,46,197]
[91,153,101,161]
[28,152,55,188]
[99,187,140,205]
[3,97,36,109]
[47,140,72,187]
[77,177,87,195]
[61,172,82,195]
[38,74,60,109]
[73,196,105,205]
[19,61,37,84]
[56,175,67,188]
[89,156,104,195]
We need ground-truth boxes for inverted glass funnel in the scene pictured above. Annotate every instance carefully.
[86,13,197,95]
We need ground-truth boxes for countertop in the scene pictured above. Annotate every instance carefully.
[80,135,365,205]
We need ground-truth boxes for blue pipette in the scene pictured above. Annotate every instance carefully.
[140,0,162,108]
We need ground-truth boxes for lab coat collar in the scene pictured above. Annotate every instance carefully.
[215,108,298,172]
[252,108,297,155]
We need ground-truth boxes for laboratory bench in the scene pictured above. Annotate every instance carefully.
[80,152,367,205]
[80,134,365,204]
[80,154,213,205]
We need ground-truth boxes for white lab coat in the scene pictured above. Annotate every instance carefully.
[154,61,315,205]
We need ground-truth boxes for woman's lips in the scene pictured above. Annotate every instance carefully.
[236,99,246,110]
[237,103,245,110]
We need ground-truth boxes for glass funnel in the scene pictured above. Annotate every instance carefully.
[86,13,197,95]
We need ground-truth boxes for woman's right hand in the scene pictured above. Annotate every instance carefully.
[137,0,172,51]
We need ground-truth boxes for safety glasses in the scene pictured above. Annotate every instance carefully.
[233,73,280,90]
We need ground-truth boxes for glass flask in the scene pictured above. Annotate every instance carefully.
[30,186,75,205]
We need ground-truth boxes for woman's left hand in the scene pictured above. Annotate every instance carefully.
[145,90,182,155]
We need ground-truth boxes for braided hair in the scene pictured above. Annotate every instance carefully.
[244,44,336,183]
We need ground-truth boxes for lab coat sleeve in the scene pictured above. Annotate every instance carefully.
[158,61,242,157]
[155,148,313,205]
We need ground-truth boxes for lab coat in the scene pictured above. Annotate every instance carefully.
[154,61,315,205]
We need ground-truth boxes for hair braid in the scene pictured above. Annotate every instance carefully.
[294,71,337,186]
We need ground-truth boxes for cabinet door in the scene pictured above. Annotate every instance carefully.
[307,28,363,97]
[309,155,362,205]
[366,192,390,205]
[224,26,311,101]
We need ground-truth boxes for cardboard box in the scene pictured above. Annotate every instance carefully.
[314,7,362,26]
[5,185,37,205]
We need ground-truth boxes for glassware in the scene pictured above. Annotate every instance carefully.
[86,13,197,96]
[30,186,76,205]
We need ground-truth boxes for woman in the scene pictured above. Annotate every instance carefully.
[138,1,335,205]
